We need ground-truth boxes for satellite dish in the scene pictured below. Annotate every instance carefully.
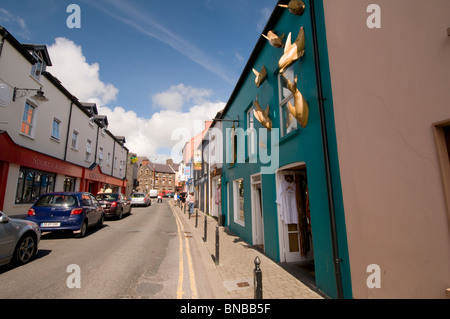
[0,82,12,107]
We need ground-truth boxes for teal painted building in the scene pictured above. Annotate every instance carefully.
[218,0,352,299]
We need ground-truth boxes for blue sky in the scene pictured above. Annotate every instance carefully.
[0,0,277,162]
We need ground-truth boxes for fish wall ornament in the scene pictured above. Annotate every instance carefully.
[262,30,285,48]
[278,26,305,74]
[252,65,267,88]
[253,95,272,131]
[282,74,309,128]
[278,0,306,16]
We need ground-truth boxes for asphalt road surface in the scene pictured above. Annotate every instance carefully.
[0,199,214,299]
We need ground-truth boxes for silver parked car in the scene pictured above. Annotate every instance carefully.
[0,211,41,266]
[130,192,151,207]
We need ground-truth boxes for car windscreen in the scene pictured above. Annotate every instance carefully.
[131,194,145,198]
[96,194,119,201]
[35,195,78,207]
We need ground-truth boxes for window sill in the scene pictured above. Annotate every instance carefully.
[50,136,60,143]
[280,129,299,144]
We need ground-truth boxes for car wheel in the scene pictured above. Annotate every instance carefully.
[77,221,87,238]
[118,209,123,220]
[13,233,37,265]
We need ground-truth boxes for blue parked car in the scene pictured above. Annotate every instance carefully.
[26,192,104,238]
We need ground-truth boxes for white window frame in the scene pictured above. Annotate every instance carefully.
[247,106,256,160]
[51,117,61,140]
[71,130,79,150]
[278,66,298,137]
[20,101,37,138]
[233,178,245,227]
[30,52,44,82]
[85,140,92,162]
[98,147,104,165]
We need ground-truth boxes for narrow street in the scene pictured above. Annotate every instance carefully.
[0,200,214,299]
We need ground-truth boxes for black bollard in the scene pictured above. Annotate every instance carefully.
[203,215,207,242]
[184,202,186,214]
[215,224,220,265]
[254,256,263,299]
[188,205,190,219]
[195,209,198,228]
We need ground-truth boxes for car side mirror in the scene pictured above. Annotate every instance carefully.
[0,212,10,224]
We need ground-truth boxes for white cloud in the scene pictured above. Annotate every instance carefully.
[47,38,119,106]
[0,8,31,40]
[47,37,224,163]
[152,84,213,111]
[98,101,224,163]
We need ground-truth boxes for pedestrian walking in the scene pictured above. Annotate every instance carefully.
[187,192,195,215]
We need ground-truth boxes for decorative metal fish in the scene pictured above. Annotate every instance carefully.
[262,30,285,48]
[278,27,305,74]
[252,65,267,88]
[278,0,306,16]
[253,95,272,131]
[282,74,309,128]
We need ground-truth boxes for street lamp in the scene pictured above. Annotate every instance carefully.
[13,87,49,104]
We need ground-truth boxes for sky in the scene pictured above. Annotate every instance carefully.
[0,0,277,163]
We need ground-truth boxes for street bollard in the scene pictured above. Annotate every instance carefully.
[184,202,186,214]
[188,205,190,219]
[203,215,207,242]
[215,224,220,265]
[195,209,198,228]
[254,256,263,299]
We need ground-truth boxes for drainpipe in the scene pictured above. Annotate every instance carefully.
[64,102,74,161]
[310,0,344,299]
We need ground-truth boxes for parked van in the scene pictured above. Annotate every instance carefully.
[149,189,158,198]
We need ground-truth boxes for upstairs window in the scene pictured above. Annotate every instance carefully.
[278,66,298,137]
[21,102,36,137]
[85,140,92,162]
[30,52,45,82]
[52,118,61,140]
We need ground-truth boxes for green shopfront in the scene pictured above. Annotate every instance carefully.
[219,0,352,299]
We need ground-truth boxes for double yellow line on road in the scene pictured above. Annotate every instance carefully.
[173,208,198,299]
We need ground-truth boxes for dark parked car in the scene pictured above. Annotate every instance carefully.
[0,211,41,266]
[26,192,104,238]
[96,192,131,219]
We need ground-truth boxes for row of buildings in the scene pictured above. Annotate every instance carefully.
[0,26,129,217]
[179,0,450,299]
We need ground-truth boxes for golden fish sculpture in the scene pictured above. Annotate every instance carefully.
[262,30,285,48]
[282,74,309,128]
[253,95,272,131]
[278,0,306,16]
[252,65,267,88]
[278,26,305,74]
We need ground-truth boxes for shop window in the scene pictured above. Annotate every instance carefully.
[278,66,298,137]
[233,178,245,226]
[15,168,55,204]
[64,177,76,192]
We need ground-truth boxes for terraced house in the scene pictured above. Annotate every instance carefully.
[218,0,450,299]
[0,26,129,217]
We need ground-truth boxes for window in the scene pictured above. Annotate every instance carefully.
[30,52,44,81]
[71,131,79,149]
[233,178,245,226]
[107,153,111,166]
[64,177,76,192]
[52,118,61,140]
[99,148,104,165]
[86,140,92,161]
[119,160,123,175]
[278,66,298,137]
[15,167,55,204]
[21,102,35,137]
[247,106,256,159]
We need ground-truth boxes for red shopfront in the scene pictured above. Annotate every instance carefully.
[0,132,126,213]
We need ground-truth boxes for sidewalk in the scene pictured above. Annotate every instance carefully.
[169,201,326,299]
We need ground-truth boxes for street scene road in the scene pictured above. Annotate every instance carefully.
[0,200,213,299]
